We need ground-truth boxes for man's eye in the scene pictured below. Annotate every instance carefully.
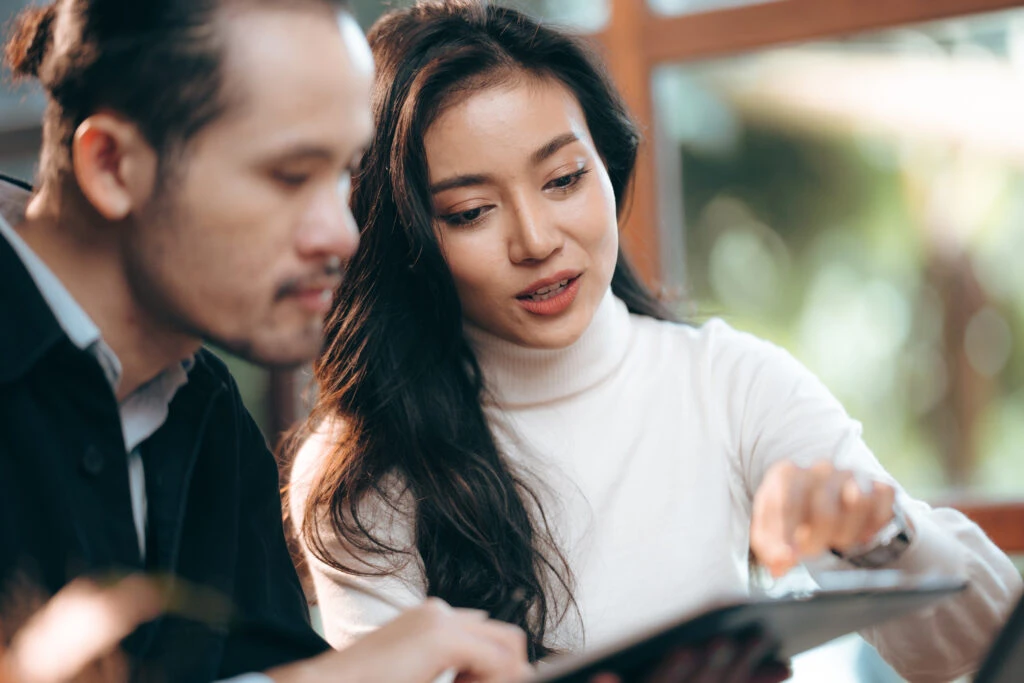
[274,171,311,188]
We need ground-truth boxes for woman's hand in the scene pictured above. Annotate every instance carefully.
[751,460,899,577]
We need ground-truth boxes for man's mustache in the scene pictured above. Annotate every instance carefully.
[275,256,344,299]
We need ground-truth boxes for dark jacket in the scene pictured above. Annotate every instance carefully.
[0,178,329,681]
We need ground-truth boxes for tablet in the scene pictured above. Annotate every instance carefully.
[974,593,1024,683]
[531,573,967,682]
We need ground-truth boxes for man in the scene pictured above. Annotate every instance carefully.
[0,0,528,681]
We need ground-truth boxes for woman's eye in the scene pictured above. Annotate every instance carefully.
[546,167,589,192]
[441,206,489,226]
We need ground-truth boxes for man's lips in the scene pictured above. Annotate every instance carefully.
[278,275,342,315]
[277,272,343,298]
[276,256,345,301]
[287,286,335,315]
[291,278,342,294]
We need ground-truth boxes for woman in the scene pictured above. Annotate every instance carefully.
[286,1,1021,679]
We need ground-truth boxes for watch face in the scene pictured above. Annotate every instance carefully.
[854,533,907,568]
[835,506,915,569]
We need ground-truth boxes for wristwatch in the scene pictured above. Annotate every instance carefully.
[831,500,915,568]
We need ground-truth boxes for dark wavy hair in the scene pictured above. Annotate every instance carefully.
[287,0,674,659]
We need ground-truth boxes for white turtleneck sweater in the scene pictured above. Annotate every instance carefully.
[291,289,1021,682]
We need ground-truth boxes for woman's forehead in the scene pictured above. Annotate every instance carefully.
[423,78,591,168]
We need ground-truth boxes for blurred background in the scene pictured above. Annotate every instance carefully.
[4,0,1024,680]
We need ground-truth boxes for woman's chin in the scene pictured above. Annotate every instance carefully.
[468,298,598,349]
[510,311,593,350]
[518,330,584,350]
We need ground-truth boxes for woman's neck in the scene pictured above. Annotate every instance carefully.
[464,288,634,407]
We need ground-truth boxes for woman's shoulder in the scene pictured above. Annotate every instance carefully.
[288,416,418,559]
[290,416,349,491]
[288,415,358,532]
[630,312,787,369]
[627,313,827,417]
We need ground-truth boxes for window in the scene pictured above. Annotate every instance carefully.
[652,9,1024,497]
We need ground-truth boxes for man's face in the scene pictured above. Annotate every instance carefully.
[124,6,373,367]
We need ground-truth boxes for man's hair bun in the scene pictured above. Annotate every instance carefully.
[4,4,58,80]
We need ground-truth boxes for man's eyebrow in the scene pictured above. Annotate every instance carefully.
[267,145,337,163]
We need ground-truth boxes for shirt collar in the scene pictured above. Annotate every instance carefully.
[0,186,103,353]
[0,180,193,408]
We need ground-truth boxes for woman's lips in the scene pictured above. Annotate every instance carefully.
[516,274,582,316]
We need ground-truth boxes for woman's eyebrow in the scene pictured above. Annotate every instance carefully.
[429,133,581,194]
[531,132,580,165]
[430,173,493,194]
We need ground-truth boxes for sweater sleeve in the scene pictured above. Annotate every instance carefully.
[707,319,1022,682]
[288,424,427,649]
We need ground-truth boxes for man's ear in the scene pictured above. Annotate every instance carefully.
[72,112,158,221]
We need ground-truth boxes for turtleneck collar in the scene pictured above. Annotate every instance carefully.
[464,288,634,408]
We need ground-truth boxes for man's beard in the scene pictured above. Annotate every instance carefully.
[205,320,325,370]
[119,174,334,370]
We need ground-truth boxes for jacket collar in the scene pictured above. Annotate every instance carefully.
[0,176,226,395]
[0,177,67,385]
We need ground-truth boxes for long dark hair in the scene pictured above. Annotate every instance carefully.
[288,0,674,659]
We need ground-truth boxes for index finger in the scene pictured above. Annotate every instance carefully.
[751,463,801,576]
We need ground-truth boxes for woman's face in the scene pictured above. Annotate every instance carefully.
[423,75,619,349]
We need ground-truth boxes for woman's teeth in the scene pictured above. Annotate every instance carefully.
[525,279,571,301]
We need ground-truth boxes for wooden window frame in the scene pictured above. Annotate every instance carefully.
[940,501,1024,554]
[593,0,1024,285]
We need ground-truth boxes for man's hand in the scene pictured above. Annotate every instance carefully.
[266,598,532,683]
[1,576,164,683]
[751,460,898,577]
